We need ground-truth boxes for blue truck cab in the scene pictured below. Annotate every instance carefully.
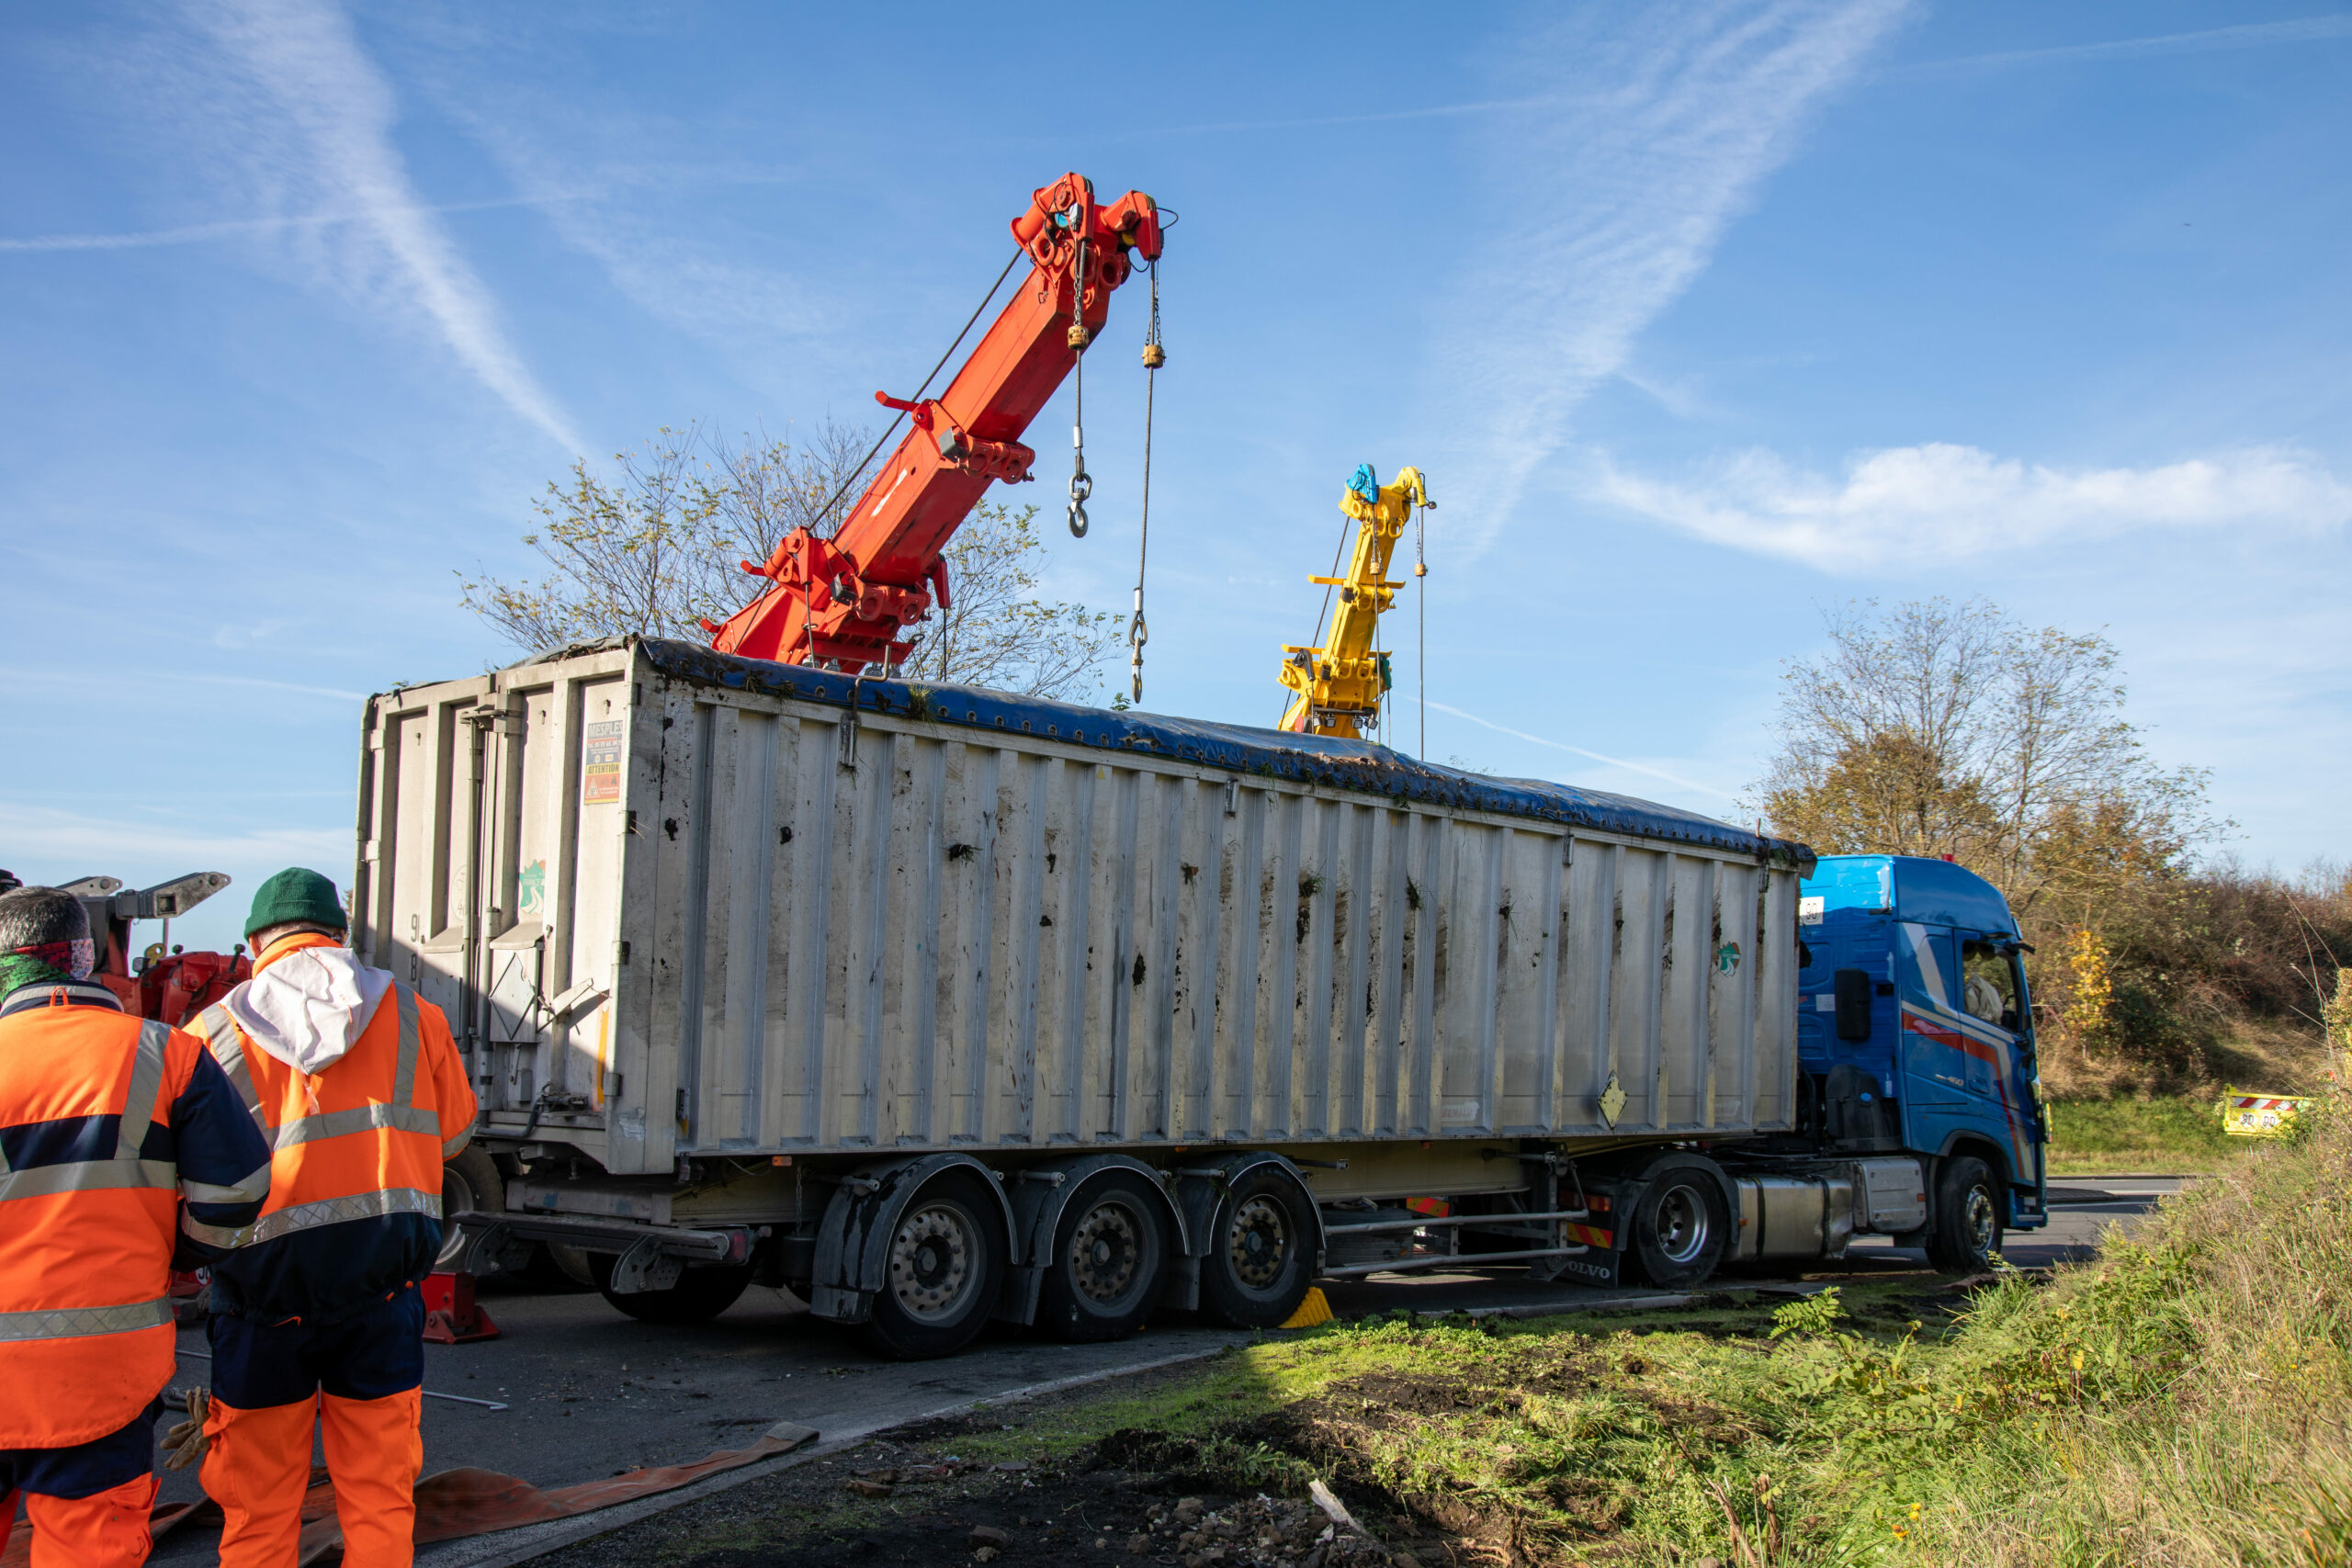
[1796,854,2048,1252]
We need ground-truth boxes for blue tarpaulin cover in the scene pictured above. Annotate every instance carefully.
[534,637,1810,867]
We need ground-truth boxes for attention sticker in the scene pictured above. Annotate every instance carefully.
[582,721,624,805]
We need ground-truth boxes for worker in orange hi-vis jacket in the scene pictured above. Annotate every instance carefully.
[183,869,477,1568]
[0,886,273,1568]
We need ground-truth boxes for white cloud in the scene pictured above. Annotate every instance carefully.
[170,0,584,452]
[1427,0,1911,557]
[0,666,362,703]
[0,803,348,882]
[1902,16,2352,76]
[1592,442,2352,571]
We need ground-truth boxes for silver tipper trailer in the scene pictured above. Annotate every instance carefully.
[362,638,1815,1356]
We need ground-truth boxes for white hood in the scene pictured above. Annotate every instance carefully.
[222,945,395,1076]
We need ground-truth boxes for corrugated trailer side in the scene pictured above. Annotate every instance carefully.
[366,638,1812,1353]
[357,639,1803,1171]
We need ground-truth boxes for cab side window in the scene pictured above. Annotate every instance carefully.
[1961,940,2020,1032]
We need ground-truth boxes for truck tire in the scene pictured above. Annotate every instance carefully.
[1199,1168,1313,1329]
[856,1170,1008,1360]
[1037,1171,1170,1342]
[588,1255,753,1324]
[1627,1159,1729,1290]
[438,1146,505,1268]
[438,1148,583,1289]
[1925,1156,2003,1273]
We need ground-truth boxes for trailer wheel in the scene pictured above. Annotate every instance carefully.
[438,1147,505,1268]
[856,1170,1007,1360]
[1199,1168,1313,1329]
[1627,1160,1729,1289]
[1925,1156,2003,1273]
[588,1255,753,1323]
[1038,1172,1170,1342]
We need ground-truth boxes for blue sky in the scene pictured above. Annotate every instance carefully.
[4,1,2346,956]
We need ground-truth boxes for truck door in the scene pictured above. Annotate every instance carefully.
[1895,923,1967,1108]
[1959,937,2042,1181]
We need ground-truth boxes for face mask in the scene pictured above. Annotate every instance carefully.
[0,937,96,989]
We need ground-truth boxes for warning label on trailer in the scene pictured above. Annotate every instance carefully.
[582,721,624,805]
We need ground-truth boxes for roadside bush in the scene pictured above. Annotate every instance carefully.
[1916,1092,2352,1565]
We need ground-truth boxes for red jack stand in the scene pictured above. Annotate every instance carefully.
[422,1270,501,1343]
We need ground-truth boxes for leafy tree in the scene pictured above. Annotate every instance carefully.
[1757,598,2220,930]
[461,421,1119,699]
[899,502,1120,696]
[1757,598,2235,1081]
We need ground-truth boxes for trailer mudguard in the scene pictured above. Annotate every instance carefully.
[1167,1151,1326,1312]
[999,1154,1192,1325]
[808,1153,1016,1325]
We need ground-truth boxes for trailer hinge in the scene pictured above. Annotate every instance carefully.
[839,679,863,769]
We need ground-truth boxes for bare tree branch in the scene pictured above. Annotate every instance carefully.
[461,423,1117,699]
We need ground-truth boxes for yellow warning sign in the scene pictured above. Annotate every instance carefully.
[582,721,624,805]
[2222,1087,2312,1139]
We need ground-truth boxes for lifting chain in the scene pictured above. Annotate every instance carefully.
[1067,225,1092,538]
[1128,256,1165,704]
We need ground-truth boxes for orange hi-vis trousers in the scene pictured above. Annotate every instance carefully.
[0,1401,166,1568]
[202,1289,426,1568]
[0,1477,160,1568]
[202,1389,423,1568]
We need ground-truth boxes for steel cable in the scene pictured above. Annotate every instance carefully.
[807,246,1026,536]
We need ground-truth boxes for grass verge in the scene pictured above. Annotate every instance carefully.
[2041,1093,2252,1173]
[926,1097,2352,1565]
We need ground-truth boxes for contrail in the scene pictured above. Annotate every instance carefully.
[1423,700,1738,801]
[0,195,571,254]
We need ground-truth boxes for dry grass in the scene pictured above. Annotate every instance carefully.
[2039,1016,2335,1102]
[899,1101,2352,1564]
[1924,1093,2352,1565]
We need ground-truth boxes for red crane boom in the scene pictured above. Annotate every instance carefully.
[707,173,1165,672]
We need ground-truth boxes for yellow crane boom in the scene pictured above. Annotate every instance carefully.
[1278,464,1430,739]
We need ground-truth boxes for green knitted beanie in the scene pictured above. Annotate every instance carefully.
[244,867,347,941]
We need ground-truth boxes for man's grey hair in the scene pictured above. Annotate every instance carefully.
[0,886,89,952]
[250,921,347,954]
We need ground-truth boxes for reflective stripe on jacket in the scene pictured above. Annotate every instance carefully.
[189,936,477,1324]
[0,990,272,1447]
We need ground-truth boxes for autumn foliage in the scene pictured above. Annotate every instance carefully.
[1759,598,2345,1092]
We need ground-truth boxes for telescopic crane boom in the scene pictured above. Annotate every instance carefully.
[707,174,1166,673]
[1277,465,1430,739]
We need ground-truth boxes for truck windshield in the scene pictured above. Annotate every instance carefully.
[1960,940,2021,1032]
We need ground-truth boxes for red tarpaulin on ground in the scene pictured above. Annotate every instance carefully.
[2,1426,817,1567]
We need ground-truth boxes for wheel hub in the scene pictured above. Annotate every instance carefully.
[1652,1183,1711,1266]
[888,1202,974,1321]
[1069,1201,1141,1305]
[1962,1188,1997,1251]
[1227,1196,1288,1290]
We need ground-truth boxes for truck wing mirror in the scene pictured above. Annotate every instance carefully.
[1833,968,1874,1042]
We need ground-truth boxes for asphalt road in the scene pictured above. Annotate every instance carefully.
[142,1176,2185,1566]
